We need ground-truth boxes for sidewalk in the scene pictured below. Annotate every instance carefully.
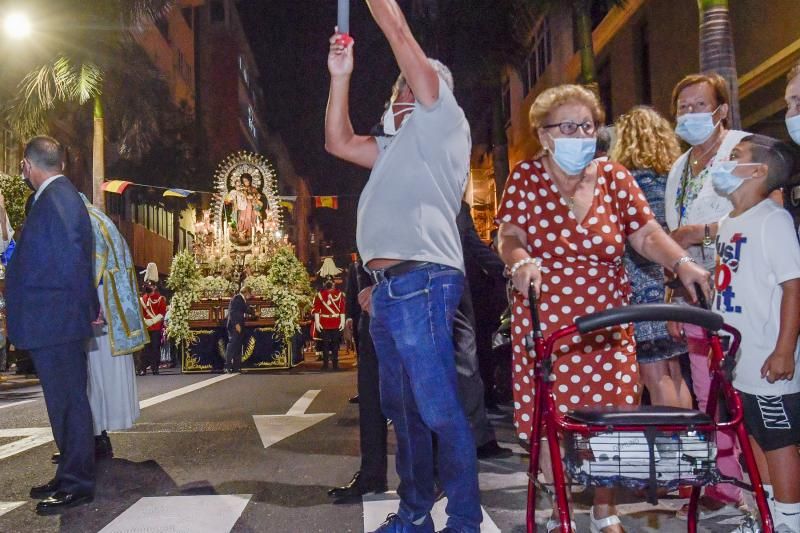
[0,371,39,391]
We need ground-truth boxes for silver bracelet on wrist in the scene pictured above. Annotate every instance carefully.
[672,255,696,273]
[509,257,541,278]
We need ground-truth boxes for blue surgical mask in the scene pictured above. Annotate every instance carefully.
[382,102,415,136]
[549,136,597,175]
[786,114,800,145]
[675,107,721,146]
[709,161,760,196]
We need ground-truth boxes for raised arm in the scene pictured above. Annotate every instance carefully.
[365,0,440,107]
[324,32,379,169]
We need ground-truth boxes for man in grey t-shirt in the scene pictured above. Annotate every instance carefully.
[324,1,480,532]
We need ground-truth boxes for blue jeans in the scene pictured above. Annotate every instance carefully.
[370,263,481,532]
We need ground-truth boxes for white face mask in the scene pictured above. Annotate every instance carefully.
[786,114,800,145]
[675,106,721,146]
[549,135,597,175]
[381,102,415,136]
[709,161,760,196]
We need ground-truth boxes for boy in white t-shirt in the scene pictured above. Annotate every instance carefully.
[710,134,800,532]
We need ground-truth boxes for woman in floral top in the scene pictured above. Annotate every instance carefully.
[496,84,709,532]
[611,106,689,408]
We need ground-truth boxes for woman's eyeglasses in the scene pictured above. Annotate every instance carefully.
[542,121,596,136]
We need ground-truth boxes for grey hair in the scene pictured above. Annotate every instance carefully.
[391,58,454,100]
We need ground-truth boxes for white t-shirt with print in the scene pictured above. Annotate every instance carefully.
[714,199,800,395]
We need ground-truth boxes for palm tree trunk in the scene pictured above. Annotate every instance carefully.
[698,0,740,129]
[573,0,597,85]
[92,95,105,211]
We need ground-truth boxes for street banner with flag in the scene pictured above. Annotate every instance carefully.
[315,196,338,209]
[101,180,133,194]
[163,188,192,198]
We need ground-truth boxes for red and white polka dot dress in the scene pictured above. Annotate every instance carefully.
[496,158,655,441]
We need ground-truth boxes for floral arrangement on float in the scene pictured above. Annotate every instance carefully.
[166,250,202,350]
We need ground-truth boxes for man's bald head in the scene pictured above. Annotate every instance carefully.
[24,136,65,173]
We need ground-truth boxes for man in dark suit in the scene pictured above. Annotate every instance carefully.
[328,260,388,501]
[6,136,98,513]
[225,285,253,373]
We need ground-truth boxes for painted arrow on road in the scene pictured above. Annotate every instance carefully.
[252,390,334,449]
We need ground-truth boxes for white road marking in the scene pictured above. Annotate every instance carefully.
[0,400,35,411]
[285,389,321,415]
[0,428,53,461]
[0,374,239,461]
[363,491,501,532]
[99,494,251,533]
[252,389,334,448]
[139,373,238,409]
[0,501,25,518]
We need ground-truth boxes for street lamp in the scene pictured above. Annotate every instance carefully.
[3,12,32,39]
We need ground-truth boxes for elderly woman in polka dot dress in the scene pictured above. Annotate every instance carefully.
[496,85,710,533]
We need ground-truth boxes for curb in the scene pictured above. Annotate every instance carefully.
[0,376,40,392]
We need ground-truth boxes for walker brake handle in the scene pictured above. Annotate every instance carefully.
[695,282,710,310]
[528,284,542,339]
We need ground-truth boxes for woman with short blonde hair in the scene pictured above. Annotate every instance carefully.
[497,86,709,532]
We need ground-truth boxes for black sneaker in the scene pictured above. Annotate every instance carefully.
[476,440,513,459]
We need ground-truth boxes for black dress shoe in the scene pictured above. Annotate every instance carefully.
[327,471,387,500]
[36,491,93,514]
[348,394,359,404]
[51,453,60,464]
[30,479,60,499]
[95,432,113,459]
[476,439,514,459]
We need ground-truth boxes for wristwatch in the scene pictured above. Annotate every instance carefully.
[701,224,713,248]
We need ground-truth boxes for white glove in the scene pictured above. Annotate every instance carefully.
[144,314,163,327]
[314,314,322,333]
[338,314,346,331]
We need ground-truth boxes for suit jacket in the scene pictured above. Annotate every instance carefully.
[226,293,251,332]
[6,176,98,349]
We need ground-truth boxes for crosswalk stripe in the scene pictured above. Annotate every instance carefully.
[99,494,251,533]
[0,501,25,518]
[363,491,501,532]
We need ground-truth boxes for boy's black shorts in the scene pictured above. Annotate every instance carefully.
[739,390,800,452]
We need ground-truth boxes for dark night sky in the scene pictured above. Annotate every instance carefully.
[238,0,404,257]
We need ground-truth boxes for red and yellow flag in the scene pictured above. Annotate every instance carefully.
[101,180,133,194]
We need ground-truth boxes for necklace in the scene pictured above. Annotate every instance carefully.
[690,135,722,166]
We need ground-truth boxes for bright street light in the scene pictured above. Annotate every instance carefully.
[3,12,32,40]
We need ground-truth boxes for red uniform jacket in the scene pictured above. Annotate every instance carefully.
[312,288,345,331]
[140,291,167,332]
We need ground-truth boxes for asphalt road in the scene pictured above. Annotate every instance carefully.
[0,356,756,532]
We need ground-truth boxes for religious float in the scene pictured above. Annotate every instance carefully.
[166,152,313,373]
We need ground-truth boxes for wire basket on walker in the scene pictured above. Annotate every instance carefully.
[523,285,774,533]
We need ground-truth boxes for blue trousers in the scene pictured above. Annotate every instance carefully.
[31,340,95,494]
[370,263,481,532]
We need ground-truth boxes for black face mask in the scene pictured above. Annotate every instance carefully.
[22,177,34,192]
[324,283,334,290]
[145,286,154,294]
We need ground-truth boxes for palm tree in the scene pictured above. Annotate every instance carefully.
[3,1,174,211]
[697,0,740,129]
